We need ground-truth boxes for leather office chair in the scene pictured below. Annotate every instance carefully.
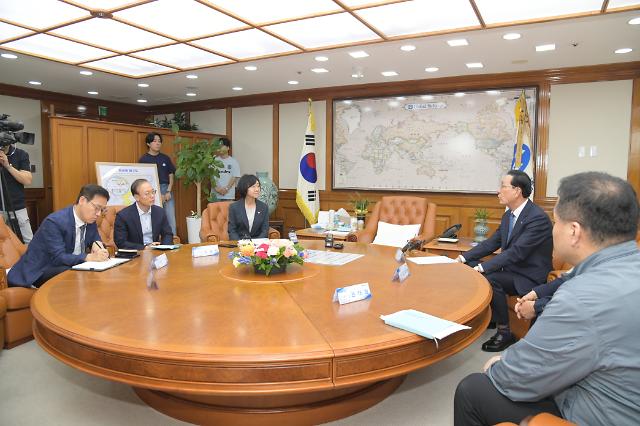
[0,293,6,352]
[0,216,33,348]
[97,205,180,254]
[347,196,437,244]
[495,412,576,426]
[200,202,280,242]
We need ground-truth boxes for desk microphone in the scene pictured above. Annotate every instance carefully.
[401,239,424,253]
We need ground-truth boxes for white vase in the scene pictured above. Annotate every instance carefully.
[186,216,202,244]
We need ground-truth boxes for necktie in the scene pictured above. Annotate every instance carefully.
[507,213,516,241]
[79,224,86,253]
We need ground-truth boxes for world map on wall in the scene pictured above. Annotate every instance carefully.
[333,88,536,193]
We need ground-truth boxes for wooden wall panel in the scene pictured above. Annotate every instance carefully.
[53,123,85,208]
[87,126,113,183]
[114,130,138,163]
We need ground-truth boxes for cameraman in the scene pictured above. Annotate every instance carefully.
[0,143,33,243]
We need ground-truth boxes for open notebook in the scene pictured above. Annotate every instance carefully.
[72,257,131,272]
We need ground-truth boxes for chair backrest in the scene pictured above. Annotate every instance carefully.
[0,216,27,270]
[365,196,437,241]
[200,202,233,242]
[96,205,126,250]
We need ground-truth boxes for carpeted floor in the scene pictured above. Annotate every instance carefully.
[0,330,495,426]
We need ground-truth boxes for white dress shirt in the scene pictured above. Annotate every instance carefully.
[137,203,153,245]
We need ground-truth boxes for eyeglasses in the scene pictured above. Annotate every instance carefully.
[500,184,516,190]
[89,200,108,215]
[141,189,157,197]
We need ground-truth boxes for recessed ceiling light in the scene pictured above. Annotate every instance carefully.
[315,56,328,62]
[421,95,434,100]
[1,53,18,59]
[87,91,99,95]
[343,100,352,105]
[396,96,406,100]
[424,67,439,73]
[486,90,500,95]
[137,99,147,103]
[186,92,197,96]
[28,81,42,85]
[311,68,328,73]
[288,80,299,85]
[447,39,468,47]
[244,65,257,71]
[349,51,369,58]
[232,86,243,91]
[628,17,640,25]
[535,44,556,52]
[454,92,465,97]
[615,48,633,54]
[77,105,87,112]
[186,74,198,79]
[79,70,93,76]
[137,83,149,88]
[400,45,416,52]
[351,73,363,78]
[466,62,483,68]
[381,71,398,77]
[502,33,521,40]
[388,101,400,107]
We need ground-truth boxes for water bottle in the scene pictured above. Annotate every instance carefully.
[288,229,298,244]
[328,210,335,230]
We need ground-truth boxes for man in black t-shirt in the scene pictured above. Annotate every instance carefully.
[139,132,176,234]
[0,144,33,243]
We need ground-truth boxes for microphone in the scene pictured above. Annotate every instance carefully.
[401,239,424,253]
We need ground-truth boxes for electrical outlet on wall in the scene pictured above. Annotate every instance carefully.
[589,146,598,157]
[578,146,586,158]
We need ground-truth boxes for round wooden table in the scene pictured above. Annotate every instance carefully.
[31,241,491,425]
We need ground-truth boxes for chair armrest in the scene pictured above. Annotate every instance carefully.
[547,270,565,281]
[172,236,181,244]
[268,227,280,239]
[347,229,375,243]
[204,234,221,243]
[523,413,576,426]
[0,268,6,290]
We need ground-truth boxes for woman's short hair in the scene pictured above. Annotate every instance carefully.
[145,132,162,146]
[236,174,259,199]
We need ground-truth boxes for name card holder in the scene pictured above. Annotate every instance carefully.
[333,283,372,305]
[392,263,410,282]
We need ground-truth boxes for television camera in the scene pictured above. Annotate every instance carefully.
[0,114,35,147]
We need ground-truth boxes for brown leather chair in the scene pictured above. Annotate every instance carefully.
[200,202,280,242]
[96,205,180,254]
[347,196,437,244]
[0,293,6,352]
[496,412,576,426]
[0,216,33,348]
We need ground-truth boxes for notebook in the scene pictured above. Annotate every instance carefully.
[380,309,470,341]
[151,244,180,250]
[72,257,131,271]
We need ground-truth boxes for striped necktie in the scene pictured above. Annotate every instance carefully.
[79,224,86,253]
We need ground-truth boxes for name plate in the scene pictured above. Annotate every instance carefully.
[392,262,410,282]
[332,283,372,305]
[191,244,219,258]
[153,253,168,269]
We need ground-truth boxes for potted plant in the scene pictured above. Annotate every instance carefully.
[473,208,490,242]
[350,193,370,221]
[173,124,224,243]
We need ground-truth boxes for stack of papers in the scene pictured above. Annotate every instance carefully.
[305,250,363,266]
[380,309,470,341]
[72,258,131,271]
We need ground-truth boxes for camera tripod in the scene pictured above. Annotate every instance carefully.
[0,164,24,243]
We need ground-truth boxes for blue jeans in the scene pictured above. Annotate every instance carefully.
[160,183,176,235]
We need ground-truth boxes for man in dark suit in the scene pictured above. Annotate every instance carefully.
[228,174,270,240]
[7,184,111,288]
[114,179,173,250]
[457,170,553,351]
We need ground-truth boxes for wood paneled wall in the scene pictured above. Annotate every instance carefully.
[49,117,219,241]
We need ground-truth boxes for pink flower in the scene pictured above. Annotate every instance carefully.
[255,249,267,259]
[283,247,295,258]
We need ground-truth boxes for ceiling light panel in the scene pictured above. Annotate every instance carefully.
[0,22,33,42]
[475,0,603,25]
[115,0,246,40]
[2,34,113,63]
[0,0,88,30]
[355,0,480,37]
[607,0,640,8]
[52,18,171,52]
[266,13,380,48]
[83,55,175,77]
[207,0,340,24]
[191,29,298,59]
[133,44,230,68]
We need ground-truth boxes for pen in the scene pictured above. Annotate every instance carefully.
[95,241,109,259]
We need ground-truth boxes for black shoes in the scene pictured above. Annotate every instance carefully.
[481,332,516,352]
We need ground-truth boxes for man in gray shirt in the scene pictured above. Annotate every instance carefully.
[454,171,640,425]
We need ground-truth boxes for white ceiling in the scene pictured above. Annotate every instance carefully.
[0,1,639,106]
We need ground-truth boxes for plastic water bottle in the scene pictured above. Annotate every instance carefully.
[288,229,298,243]
[328,210,335,230]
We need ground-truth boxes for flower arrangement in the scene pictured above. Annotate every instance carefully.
[229,239,307,276]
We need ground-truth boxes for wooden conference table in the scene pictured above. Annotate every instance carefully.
[31,240,491,426]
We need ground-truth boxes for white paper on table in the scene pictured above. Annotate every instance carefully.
[407,256,457,265]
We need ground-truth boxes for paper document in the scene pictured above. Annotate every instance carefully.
[151,244,180,250]
[72,257,130,271]
[305,250,363,266]
[380,309,471,341]
[407,255,457,265]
